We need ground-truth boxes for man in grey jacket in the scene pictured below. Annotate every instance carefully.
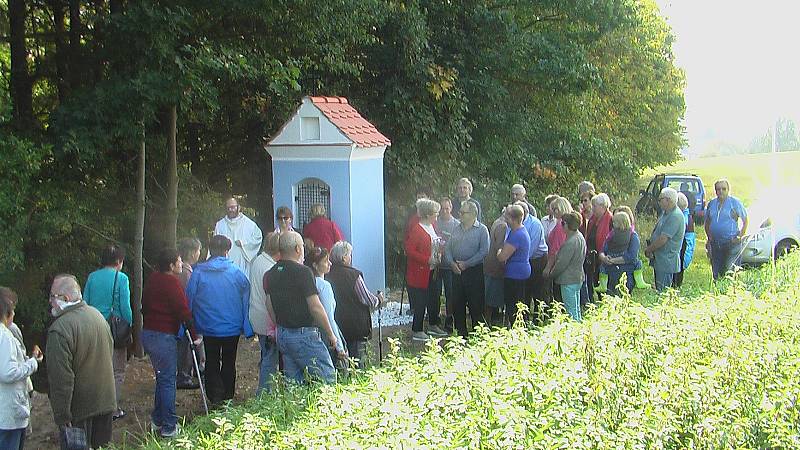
[47,274,116,449]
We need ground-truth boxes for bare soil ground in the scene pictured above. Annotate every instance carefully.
[27,321,418,449]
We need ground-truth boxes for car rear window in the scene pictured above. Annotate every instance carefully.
[667,178,700,194]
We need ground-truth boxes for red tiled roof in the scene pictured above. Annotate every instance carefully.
[309,96,391,148]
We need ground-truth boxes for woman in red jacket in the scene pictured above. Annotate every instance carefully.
[141,248,198,439]
[404,198,447,341]
[302,203,344,251]
[585,193,613,303]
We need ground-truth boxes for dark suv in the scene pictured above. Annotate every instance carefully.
[636,174,706,223]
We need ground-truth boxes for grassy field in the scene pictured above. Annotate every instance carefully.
[642,150,800,205]
[127,252,800,449]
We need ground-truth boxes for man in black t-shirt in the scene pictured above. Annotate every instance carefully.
[264,231,337,383]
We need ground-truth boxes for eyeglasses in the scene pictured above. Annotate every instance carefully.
[226,206,239,210]
[278,216,292,221]
[715,187,728,191]
[49,294,66,301]
[581,198,591,202]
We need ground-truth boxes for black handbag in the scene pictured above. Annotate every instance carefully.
[108,270,132,349]
[60,425,88,450]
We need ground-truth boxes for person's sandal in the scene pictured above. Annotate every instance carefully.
[112,409,126,421]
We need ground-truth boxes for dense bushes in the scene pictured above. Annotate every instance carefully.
[135,254,800,449]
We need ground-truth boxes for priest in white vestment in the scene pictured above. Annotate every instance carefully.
[214,198,263,280]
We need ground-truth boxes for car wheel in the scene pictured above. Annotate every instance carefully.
[774,239,798,260]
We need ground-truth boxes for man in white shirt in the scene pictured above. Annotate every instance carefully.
[214,198,263,280]
[249,232,280,394]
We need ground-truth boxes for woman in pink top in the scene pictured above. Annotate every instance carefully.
[544,197,574,303]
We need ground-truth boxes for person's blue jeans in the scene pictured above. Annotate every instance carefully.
[277,326,335,384]
[605,263,638,296]
[142,329,179,433]
[709,239,742,280]
[257,334,279,395]
[654,271,674,291]
[0,428,25,450]
[560,283,582,321]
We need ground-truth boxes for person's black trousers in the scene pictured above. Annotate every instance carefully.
[203,335,240,404]
[525,255,549,323]
[452,264,485,337]
[503,277,527,326]
[673,238,688,288]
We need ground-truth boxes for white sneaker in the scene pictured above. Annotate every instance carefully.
[149,422,161,434]
[427,325,448,337]
[411,331,430,341]
[160,424,181,439]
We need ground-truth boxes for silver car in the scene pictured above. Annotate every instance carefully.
[742,198,800,264]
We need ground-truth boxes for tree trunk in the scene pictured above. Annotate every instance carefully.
[48,0,70,101]
[164,104,178,248]
[131,125,146,357]
[8,0,35,130]
[68,0,82,89]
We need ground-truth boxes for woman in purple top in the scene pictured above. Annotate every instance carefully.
[497,204,531,326]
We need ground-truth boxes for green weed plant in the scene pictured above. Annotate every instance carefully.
[131,253,800,449]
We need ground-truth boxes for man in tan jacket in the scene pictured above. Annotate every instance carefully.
[46,274,116,448]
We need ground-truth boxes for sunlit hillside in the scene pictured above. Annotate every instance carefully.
[643,151,800,205]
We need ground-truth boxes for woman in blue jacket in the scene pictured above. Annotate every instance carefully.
[598,212,643,296]
[186,235,252,405]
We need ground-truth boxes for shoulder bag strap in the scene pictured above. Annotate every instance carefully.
[111,270,120,317]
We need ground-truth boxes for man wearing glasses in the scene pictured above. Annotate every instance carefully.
[214,197,263,281]
[704,179,748,280]
[46,275,116,449]
[644,187,685,291]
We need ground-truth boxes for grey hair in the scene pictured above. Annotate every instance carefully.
[51,274,83,302]
[578,181,595,195]
[330,241,353,265]
[660,187,678,204]
[177,237,202,260]
[460,200,479,216]
[512,200,529,215]
[505,204,525,223]
[416,198,441,217]
[457,177,473,193]
[278,231,304,255]
[591,193,611,209]
[550,197,573,216]
[0,287,17,319]
[511,183,526,195]
[612,211,631,230]
[309,203,326,219]
[676,192,688,210]
[714,178,731,191]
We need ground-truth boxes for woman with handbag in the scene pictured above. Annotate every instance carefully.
[84,244,132,421]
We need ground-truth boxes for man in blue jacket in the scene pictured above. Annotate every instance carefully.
[187,235,253,405]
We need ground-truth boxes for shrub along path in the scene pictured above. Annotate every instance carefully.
[126,253,800,449]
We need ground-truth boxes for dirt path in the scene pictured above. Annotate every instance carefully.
[27,320,419,449]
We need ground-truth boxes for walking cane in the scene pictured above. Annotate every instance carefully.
[185,328,209,415]
[377,290,384,363]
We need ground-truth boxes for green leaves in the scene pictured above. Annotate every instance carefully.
[139,253,800,449]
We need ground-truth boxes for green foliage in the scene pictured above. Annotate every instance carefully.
[1,0,686,332]
[748,117,800,154]
[131,253,800,449]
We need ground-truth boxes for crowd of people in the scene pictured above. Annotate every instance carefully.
[0,177,749,449]
[402,177,748,340]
